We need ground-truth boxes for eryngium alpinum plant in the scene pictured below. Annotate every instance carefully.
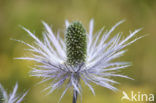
[16,19,143,103]
[0,83,27,103]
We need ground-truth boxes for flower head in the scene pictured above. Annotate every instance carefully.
[0,83,28,103]
[66,21,87,66]
[16,19,143,100]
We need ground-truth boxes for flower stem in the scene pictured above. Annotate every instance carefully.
[72,90,78,103]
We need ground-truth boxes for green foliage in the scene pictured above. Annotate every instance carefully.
[66,21,87,66]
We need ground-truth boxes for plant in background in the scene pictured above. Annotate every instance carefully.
[17,19,143,103]
[0,83,27,103]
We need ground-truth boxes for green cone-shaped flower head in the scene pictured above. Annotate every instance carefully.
[66,21,87,66]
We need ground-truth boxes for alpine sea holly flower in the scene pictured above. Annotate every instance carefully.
[16,19,143,103]
[0,83,28,103]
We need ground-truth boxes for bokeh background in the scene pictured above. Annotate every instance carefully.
[0,0,156,103]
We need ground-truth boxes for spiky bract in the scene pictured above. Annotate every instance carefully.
[0,83,28,103]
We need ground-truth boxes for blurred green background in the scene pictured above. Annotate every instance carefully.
[0,0,156,103]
